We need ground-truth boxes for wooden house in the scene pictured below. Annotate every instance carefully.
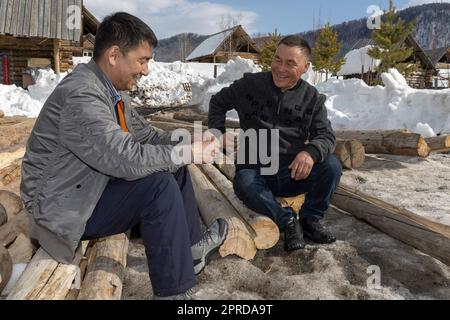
[424,47,450,88]
[339,36,437,89]
[0,0,99,87]
[186,25,260,64]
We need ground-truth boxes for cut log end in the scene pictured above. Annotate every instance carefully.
[219,217,257,260]
[252,219,280,250]
[335,140,366,169]
[417,137,431,158]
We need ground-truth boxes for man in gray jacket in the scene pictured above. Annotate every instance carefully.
[209,36,342,253]
[21,12,227,300]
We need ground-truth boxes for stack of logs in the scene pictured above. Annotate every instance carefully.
[0,116,129,300]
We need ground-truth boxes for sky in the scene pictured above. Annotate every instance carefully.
[84,0,450,39]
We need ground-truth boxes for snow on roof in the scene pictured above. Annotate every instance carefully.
[338,45,381,76]
[186,28,235,61]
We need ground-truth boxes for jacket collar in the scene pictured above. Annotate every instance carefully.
[85,60,122,105]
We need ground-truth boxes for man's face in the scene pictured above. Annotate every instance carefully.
[271,44,309,92]
[109,41,152,91]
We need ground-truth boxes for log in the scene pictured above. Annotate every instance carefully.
[0,245,12,294]
[0,146,25,170]
[150,120,207,137]
[188,165,257,260]
[78,234,129,300]
[6,241,89,300]
[0,110,4,118]
[335,130,430,157]
[173,112,241,128]
[332,183,450,266]
[0,161,21,186]
[0,116,28,126]
[0,119,36,152]
[0,209,30,248]
[200,164,280,250]
[0,204,6,226]
[7,233,36,264]
[426,136,450,152]
[0,190,24,220]
[334,139,365,169]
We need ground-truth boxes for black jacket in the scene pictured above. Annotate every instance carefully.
[208,72,336,171]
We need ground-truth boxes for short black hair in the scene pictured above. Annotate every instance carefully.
[93,12,158,60]
[278,35,311,60]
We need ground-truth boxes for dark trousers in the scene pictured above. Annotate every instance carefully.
[233,155,342,231]
[82,166,202,297]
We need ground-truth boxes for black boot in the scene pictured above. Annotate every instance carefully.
[301,218,336,244]
[284,217,306,252]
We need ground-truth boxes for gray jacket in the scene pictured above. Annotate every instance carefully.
[21,61,181,263]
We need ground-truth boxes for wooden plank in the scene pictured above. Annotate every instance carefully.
[78,235,129,300]
[332,184,450,266]
[37,0,44,37]
[61,0,68,41]
[9,0,20,35]
[4,0,14,34]
[42,0,50,38]
[49,0,56,39]
[0,0,8,33]
[55,0,61,39]
[16,0,26,36]
[22,0,31,37]
[29,0,39,37]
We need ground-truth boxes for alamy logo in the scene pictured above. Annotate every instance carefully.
[66,5,82,31]
[367,5,383,30]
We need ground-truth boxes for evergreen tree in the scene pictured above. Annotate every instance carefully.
[312,24,345,80]
[368,0,419,78]
[260,29,282,71]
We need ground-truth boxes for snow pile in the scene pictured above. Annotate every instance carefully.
[338,45,380,76]
[0,69,67,117]
[317,68,450,137]
[194,57,262,112]
[73,56,92,67]
[130,60,204,108]
[302,63,329,86]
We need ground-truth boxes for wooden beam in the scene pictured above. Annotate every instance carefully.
[78,234,129,300]
[200,164,280,250]
[335,130,430,157]
[425,135,450,152]
[188,165,257,260]
[332,183,450,266]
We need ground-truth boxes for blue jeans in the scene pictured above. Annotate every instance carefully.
[233,155,342,231]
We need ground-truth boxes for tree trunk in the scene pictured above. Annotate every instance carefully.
[6,242,89,300]
[0,245,12,294]
[0,209,30,248]
[425,136,450,152]
[334,139,366,169]
[0,190,24,220]
[188,165,257,260]
[332,183,450,266]
[200,164,280,250]
[78,234,129,300]
[334,130,430,157]
[0,119,36,152]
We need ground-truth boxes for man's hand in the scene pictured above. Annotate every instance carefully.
[288,151,314,181]
[191,135,218,164]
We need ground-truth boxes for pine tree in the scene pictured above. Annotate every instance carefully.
[260,29,282,71]
[368,0,419,78]
[312,24,345,80]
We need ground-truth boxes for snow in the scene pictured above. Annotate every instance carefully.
[338,45,381,76]
[317,69,450,137]
[186,29,234,61]
[72,56,92,67]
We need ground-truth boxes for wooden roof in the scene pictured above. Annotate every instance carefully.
[187,25,260,61]
[0,0,92,42]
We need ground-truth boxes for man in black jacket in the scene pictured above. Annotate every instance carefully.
[208,36,342,252]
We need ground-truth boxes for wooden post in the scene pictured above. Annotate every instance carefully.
[332,183,450,266]
[200,164,280,250]
[53,39,61,74]
[188,165,257,260]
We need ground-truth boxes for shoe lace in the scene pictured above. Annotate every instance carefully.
[197,229,215,246]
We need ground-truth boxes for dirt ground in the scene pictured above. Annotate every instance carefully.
[121,153,450,300]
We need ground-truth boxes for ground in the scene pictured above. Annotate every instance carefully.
[121,153,450,300]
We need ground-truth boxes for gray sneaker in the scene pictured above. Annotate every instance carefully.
[191,218,228,275]
[152,289,194,300]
